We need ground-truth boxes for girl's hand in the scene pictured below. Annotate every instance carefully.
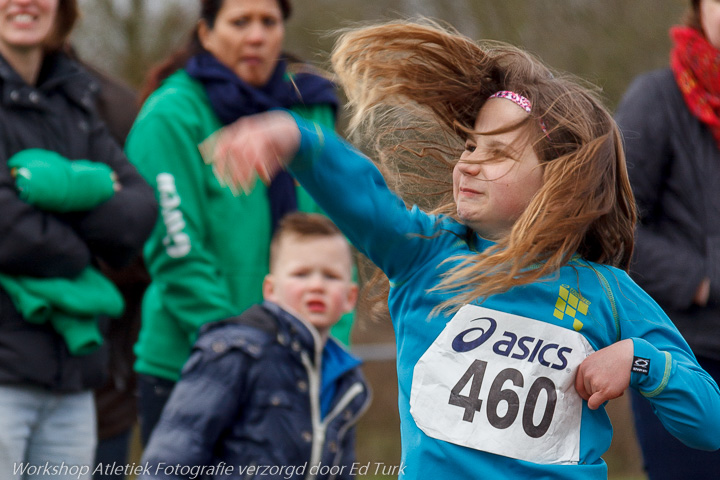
[206,111,301,194]
[575,339,633,410]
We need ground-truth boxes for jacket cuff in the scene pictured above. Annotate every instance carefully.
[286,111,326,172]
[630,337,673,398]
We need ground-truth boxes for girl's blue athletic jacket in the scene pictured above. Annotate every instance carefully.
[286,113,720,480]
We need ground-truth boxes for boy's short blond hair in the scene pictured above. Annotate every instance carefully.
[269,212,350,271]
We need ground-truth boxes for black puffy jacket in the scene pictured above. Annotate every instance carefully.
[0,52,157,391]
[615,68,720,361]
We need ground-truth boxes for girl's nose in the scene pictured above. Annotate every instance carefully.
[457,160,483,176]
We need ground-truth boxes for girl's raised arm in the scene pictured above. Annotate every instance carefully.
[209,110,441,282]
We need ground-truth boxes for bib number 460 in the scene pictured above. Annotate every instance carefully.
[448,359,557,438]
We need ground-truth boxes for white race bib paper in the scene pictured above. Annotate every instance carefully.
[410,304,595,464]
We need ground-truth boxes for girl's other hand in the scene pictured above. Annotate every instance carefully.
[207,111,301,194]
[574,339,634,410]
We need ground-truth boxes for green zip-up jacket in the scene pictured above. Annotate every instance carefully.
[126,70,349,381]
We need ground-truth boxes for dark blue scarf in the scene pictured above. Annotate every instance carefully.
[186,52,338,233]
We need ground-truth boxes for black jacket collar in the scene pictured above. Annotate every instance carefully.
[0,51,98,112]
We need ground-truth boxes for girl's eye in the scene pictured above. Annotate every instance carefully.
[464,141,476,153]
[481,151,511,165]
[232,18,249,27]
[263,17,279,27]
[492,148,517,161]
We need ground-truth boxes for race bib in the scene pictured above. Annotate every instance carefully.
[410,304,595,464]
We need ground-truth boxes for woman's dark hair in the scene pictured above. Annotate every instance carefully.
[46,0,80,52]
[684,0,702,31]
[201,0,291,26]
[139,0,292,102]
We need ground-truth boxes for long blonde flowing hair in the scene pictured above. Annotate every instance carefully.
[331,20,636,313]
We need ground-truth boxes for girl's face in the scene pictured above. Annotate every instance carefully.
[452,98,544,240]
[701,0,720,50]
[198,0,285,87]
[0,0,58,56]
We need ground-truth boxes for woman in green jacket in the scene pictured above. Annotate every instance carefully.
[125,0,348,445]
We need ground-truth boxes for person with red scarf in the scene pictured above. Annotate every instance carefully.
[615,1,720,478]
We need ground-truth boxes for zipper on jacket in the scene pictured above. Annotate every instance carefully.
[301,350,323,480]
[243,460,258,480]
[299,314,367,480]
[327,383,372,480]
[301,350,367,480]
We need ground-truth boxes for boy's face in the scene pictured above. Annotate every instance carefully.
[263,234,357,338]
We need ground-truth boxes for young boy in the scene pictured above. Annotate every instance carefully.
[139,212,370,480]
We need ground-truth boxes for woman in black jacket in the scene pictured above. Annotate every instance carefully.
[615,0,720,478]
[0,1,156,478]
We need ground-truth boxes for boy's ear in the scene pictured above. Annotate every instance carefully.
[343,283,359,314]
[262,274,276,301]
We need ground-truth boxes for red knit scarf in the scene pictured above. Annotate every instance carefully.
[670,26,720,149]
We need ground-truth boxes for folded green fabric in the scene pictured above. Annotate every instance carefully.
[50,312,105,356]
[0,267,125,356]
[9,148,116,212]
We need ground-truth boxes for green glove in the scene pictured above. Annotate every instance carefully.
[9,148,116,212]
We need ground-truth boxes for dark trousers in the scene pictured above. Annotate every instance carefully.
[136,374,176,447]
[631,355,720,480]
[94,429,132,480]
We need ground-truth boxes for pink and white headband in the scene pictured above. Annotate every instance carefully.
[489,90,549,137]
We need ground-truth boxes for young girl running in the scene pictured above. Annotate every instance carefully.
[208,20,720,480]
